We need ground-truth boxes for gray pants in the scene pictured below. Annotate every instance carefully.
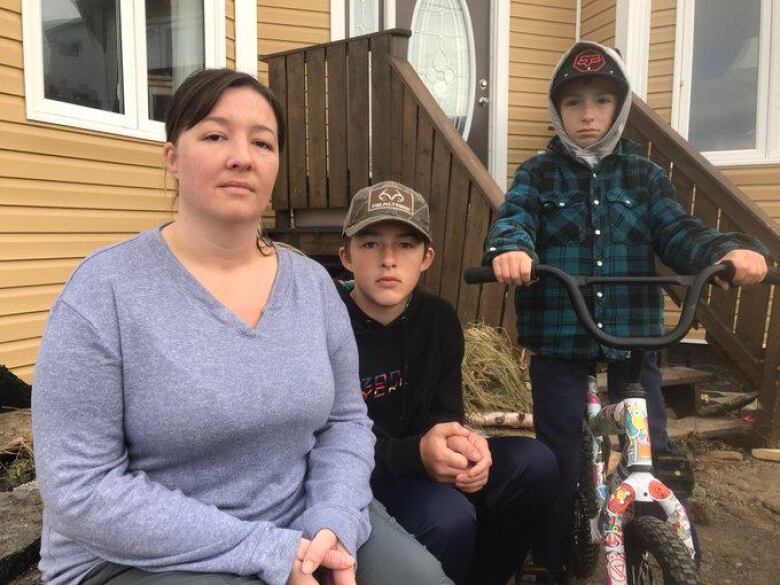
[80,500,452,585]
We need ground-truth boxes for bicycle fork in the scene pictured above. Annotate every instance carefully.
[585,375,696,585]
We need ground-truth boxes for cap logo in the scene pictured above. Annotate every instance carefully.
[572,49,606,72]
[368,186,413,216]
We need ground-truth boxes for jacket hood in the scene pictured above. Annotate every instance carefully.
[547,40,633,168]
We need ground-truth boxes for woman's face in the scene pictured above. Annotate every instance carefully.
[164,86,280,228]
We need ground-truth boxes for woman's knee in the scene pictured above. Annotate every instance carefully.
[358,500,454,585]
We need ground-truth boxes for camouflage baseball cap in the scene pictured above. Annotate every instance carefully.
[342,181,432,242]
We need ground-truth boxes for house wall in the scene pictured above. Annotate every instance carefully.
[0,0,175,383]
[644,0,780,338]
[646,0,675,124]
[580,0,616,47]
[0,0,333,383]
[644,0,780,225]
[507,0,577,183]
[257,0,330,83]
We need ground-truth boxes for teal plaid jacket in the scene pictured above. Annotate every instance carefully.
[485,137,768,360]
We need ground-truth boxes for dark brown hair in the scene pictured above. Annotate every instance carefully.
[165,68,286,152]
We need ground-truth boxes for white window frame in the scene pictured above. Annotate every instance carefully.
[671,0,780,166]
[22,0,226,142]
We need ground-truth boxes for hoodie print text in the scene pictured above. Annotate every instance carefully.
[362,369,407,401]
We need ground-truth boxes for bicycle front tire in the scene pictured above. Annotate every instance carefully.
[624,516,699,585]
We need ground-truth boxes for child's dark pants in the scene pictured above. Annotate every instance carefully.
[371,436,559,585]
[529,351,674,574]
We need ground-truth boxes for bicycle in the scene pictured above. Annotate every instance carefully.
[464,262,780,585]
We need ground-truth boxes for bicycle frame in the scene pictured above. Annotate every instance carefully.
[463,262,780,583]
[585,373,695,585]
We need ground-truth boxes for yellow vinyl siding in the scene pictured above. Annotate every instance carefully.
[0,312,48,345]
[0,1,335,382]
[580,0,616,47]
[0,4,174,383]
[508,1,577,183]
[647,0,676,124]
[227,0,235,67]
[722,166,780,225]
[257,0,330,83]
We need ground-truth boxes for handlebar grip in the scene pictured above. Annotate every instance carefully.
[464,266,498,284]
[765,267,780,285]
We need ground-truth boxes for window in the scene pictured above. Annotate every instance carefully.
[673,0,780,165]
[23,0,225,141]
[348,0,382,36]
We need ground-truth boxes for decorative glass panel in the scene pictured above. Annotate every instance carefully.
[42,0,124,113]
[688,0,760,151]
[350,0,380,37]
[146,0,205,122]
[408,0,473,135]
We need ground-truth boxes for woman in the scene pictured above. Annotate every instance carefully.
[32,69,451,585]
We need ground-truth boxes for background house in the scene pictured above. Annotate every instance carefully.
[1,2,778,441]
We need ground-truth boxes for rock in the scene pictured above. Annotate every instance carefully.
[0,481,42,583]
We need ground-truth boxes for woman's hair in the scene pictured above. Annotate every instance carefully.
[165,68,286,152]
[164,68,285,254]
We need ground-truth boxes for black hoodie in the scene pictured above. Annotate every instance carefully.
[338,284,465,480]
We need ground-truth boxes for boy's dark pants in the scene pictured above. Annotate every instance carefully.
[529,352,674,574]
[371,436,559,585]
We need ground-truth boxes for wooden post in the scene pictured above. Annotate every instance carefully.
[757,290,780,447]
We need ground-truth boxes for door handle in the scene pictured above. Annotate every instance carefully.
[478,96,489,106]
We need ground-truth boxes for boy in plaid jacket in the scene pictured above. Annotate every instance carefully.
[484,40,768,580]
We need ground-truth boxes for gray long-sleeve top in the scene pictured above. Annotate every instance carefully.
[32,227,375,585]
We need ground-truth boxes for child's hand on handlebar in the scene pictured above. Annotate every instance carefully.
[491,251,535,286]
[714,249,768,289]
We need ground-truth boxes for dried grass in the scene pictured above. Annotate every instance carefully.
[673,433,730,457]
[461,323,532,418]
[0,440,35,491]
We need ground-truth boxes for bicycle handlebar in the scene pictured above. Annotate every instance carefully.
[463,264,780,350]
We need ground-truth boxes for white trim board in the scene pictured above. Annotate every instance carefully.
[234,0,258,75]
[331,0,346,40]
[489,0,510,189]
[614,0,651,99]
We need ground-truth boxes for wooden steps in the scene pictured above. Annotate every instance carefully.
[597,365,714,417]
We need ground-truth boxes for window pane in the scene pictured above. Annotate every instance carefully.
[146,0,205,122]
[688,0,760,152]
[350,0,380,36]
[408,0,473,135]
[42,0,123,113]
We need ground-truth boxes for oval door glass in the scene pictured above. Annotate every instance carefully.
[408,0,475,137]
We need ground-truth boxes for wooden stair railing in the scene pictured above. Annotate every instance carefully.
[262,30,780,445]
[261,29,515,334]
[624,97,780,445]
